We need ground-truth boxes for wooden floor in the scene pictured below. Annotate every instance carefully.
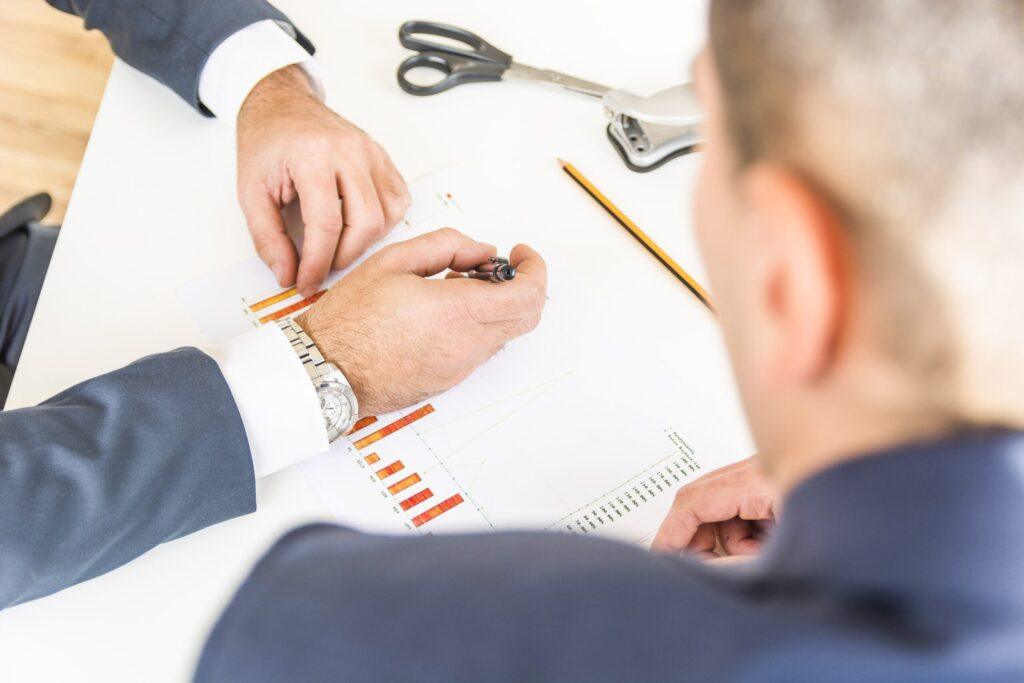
[0,1,113,223]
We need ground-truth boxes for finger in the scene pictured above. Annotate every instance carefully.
[444,271,467,280]
[370,145,412,230]
[466,243,548,325]
[716,518,764,556]
[685,523,718,556]
[240,188,299,286]
[652,502,705,553]
[508,243,547,289]
[380,228,496,277]
[294,170,343,297]
[652,476,740,553]
[333,165,387,271]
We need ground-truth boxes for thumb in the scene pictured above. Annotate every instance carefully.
[379,228,496,277]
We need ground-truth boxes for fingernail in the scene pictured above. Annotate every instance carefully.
[273,262,287,285]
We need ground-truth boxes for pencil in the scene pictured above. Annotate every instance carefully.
[557,158,715,313]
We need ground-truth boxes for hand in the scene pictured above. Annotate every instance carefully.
[652,457,778,560]
[295,228,547,416]
[237,64,411,298]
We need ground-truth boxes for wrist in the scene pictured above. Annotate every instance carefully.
[237,64,319,129]
[278,317,360,441]
[294,311,370,417]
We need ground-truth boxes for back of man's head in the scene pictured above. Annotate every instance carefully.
[708,0,1024,429]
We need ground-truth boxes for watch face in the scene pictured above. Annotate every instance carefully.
[317,381,355,439]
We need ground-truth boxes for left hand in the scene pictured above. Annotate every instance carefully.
[651,456,778,560]
[237,64,411,298]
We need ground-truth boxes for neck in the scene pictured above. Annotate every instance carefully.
[768,377,957,496]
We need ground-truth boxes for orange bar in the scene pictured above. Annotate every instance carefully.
[258,290,326,325]
[249,288,298,313]
[399,488,433,511]
[353,404,435,450]
[375,460,405,479]
[363,453,380,465]
[387,473,421,495]
[412,494,464,527]
[348,416,378,435]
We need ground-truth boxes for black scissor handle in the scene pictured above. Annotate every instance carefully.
[397,51,507,96]
[398,20,512,67]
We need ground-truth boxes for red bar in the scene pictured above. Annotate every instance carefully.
[399,488,433,511]
[348,416,378,434]
[363,453,380,465]
[411,494,464,527]
[353,404,435,450]
[387,473,421,495]
[258,290,325,324]
[375,460,405,479]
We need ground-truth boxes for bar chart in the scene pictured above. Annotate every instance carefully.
[181,165,752,545]
[303,335,740,544]
[339,403,467,529]
[243,288,326,326]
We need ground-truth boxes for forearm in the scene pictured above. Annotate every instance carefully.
[0,348,255,608]
[43,0,314,114]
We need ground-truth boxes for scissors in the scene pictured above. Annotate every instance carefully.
[396,20,611,98]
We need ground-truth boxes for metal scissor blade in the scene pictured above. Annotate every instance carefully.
[506,62,611,98]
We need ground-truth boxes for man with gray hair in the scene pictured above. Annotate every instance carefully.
[187,1,1024,679]
[8,1,1023,679]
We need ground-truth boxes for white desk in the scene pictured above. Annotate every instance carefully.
[1,2,747,680]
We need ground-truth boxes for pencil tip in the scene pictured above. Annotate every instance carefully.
[556,157,567,167]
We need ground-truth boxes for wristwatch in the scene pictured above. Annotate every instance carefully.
[277,318,359,443]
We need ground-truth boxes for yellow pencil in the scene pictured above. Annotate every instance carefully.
[557,158,715,313]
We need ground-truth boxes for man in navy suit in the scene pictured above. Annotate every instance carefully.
[0,0,549,611]
[193,1,1024,680]
[3,1,1023,681]
[0,0,411,404]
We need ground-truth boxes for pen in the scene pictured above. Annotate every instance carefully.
[557,158,715,313]
[468,256,516,283]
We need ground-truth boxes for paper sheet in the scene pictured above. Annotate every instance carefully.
[180,165,749,546]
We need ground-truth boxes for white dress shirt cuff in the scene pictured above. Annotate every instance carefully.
[197,19,326,123]
[209,324,330,479]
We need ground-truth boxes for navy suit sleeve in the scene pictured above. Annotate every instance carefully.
[0,348,256,608]
[44,0,315,115]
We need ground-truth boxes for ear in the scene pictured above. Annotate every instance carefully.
[740,164,851,385]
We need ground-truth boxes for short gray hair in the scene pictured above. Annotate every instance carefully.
[710,0,1024,427]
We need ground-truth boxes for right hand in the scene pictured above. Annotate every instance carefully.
[651,456,778,560]
[296,228,547,416]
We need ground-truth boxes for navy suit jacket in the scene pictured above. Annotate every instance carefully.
[0,0,310,606]
[45,0,313,115]
[194,431,1024,682]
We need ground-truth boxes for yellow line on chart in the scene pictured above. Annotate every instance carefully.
[420,370,576,436]
[434,372,575,471]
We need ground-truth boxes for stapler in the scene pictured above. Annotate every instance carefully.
[603,84,704,172]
